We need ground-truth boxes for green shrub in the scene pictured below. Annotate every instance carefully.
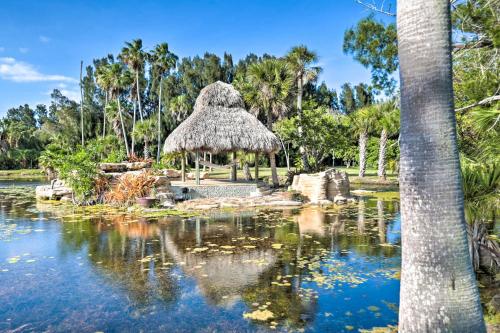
[57,149,99,203]
[160,152,184,169]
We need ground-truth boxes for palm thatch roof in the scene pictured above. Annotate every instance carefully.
[163,81,280,154]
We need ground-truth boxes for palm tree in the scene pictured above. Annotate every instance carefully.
[108,63,133,157]
[397,0,485,331]
[149,43,178,163]
[119,39,146,122]
[129,80,138,156]
[96,63,113,138]
[132,118,157,159]
[104,101,123,140]
[375,101,399,180]
[239,58,293,187]
[168,95,190,123]
[351,106,377,177]
[285,45,321,171]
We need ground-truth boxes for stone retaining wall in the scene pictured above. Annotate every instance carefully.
[171,184,259,199]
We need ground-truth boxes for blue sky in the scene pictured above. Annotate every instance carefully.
[0,0,396,116]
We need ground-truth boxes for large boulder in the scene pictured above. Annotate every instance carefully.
[35,179,73,200]
[99,161,152,173]
[163,169,181,179]
[153,176,170,187]
[99,163,127,173]
[291,168,353,204]
[126,161,152,171]
[187,172,209,180]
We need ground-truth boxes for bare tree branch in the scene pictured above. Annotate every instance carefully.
[354,0,473,18]
[354,0,396,16]
[455,95,500,113]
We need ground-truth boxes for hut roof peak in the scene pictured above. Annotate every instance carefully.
[194,81,245,110]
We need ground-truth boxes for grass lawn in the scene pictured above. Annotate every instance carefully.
[0,169,46,180]
[204,166,398,185]
[0,166,398,185]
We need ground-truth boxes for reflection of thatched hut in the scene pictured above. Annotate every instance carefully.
[163,81,280,184]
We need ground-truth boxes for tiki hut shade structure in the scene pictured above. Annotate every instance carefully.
[163,81,280,155]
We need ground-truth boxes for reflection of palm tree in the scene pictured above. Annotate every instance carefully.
[296,207,326,236]
[330,214,345,236]
[357,198,365,234]
[377,199,386,243]
[59,217,180,306]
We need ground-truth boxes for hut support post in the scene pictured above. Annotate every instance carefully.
[181,152,186,182]
[195,152,200,185]
[255,152,259,183]
[231,151,237,182]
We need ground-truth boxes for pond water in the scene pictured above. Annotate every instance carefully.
[0,182,401,332]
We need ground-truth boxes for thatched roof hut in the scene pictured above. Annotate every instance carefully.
[163,81,280,154]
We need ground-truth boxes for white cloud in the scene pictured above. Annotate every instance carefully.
[60,89,81,102]
[0,57,76,83]
[19,47,29,54]
[39,36,51,43]
[45,87,80,102]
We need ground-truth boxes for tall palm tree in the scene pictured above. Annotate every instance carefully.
[285,45,321,171]
[119,39,146,122]
[375,101,399,179]
[96,63,113,138]
[397,0,485,331]
[108,63,133,157]
[240,58,293,187]
[129,81,138,156]
[351,106,377,177]
[149,43,178,163]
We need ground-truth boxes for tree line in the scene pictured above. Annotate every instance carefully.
[0,41,394,183]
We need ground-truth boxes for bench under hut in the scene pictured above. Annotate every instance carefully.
[163,81,280,185]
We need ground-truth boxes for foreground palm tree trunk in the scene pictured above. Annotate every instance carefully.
[397,1,485,332]
[377,128,387,179]
[358,130,367,177]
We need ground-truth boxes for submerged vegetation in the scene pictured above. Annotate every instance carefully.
[0,185,403,331]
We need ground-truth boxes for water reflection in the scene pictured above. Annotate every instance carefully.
[0,187,402,332]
